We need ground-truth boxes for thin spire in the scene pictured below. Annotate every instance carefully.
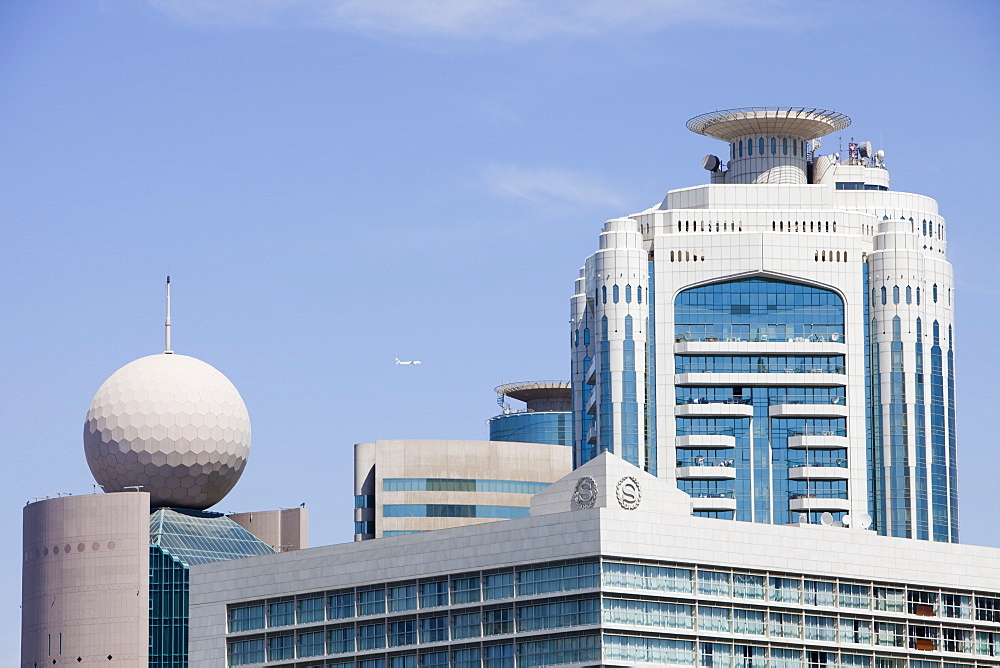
[164,275,173,354]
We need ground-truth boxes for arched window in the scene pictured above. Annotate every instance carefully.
[906,286,912,304]
[771,137,777,154]
[583,328,590,346]
[613,285,620,304]
[893,286,899,304]
[933,284,938,302]
[625,284,632,303]
[881,286,887,305]
[601,286,607,304]
[783,138,788,155]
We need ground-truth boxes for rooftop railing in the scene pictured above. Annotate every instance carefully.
[769,395,846,406]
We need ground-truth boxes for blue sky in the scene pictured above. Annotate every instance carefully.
[2,0,998,657]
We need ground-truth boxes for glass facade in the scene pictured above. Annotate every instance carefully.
[149,509,277,667]
[486,412,572,447]
[224,557,1000,667]
[674,279,847,524]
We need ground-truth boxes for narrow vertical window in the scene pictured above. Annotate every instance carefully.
[917,287,921,305]
[822,250,826,262]
[583,328,590,345]
[771,137,777,154]
[637,286,642,303]
[893,286,900,304]
[759,137,765,155]
[783,137,788,155]
[685,251,690,261]
[613,284,620,303]
[625,284,632,303]
[574,329,579,346]
[793,140,797,156]
[739,140,743,157]
[748,138,753,156]
[601,286,607,304]
[881,286,887,305]
[670,251,675,262]
[836,251,841,262]
[933,284,938,302]
[906,286,912,304]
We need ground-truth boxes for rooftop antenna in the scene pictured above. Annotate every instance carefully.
[164,275,174,354]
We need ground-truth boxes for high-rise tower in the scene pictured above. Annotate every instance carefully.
[571,107,957,541]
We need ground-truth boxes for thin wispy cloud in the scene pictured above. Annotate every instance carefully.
[148,0,810,39]
[483,164,627,211]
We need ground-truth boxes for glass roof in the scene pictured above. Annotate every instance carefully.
[149,508,277,567]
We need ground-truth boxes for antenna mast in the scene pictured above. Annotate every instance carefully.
[164,276,173,354]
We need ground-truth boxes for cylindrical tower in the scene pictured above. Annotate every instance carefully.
[571,217,650,471]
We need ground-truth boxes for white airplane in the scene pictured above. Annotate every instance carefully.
[395,358,422,366]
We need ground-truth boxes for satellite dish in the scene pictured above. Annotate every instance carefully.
[702,154,721,172]
[859,141,873,158]
[875,149,885,164]
[842,514,853,526]
[820,512,834,526]
[857,512,873,529]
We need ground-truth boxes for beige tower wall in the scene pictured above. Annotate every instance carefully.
[354,439,572,539]
[228,507,308,551]
[21,492,150,667]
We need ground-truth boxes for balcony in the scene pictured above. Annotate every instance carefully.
[768,396,848,418]
[688,490,737,512]
[675,430,737,450]
[788,459,849,480]
[674,329,844,348]
[675,397,753,418]
[787,426,849,450]
[788,492,850,513]
[677,458,737,480]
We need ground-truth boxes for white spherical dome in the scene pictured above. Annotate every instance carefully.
[84,353,251,510]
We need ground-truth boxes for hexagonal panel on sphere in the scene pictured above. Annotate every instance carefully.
[84,353,251,510]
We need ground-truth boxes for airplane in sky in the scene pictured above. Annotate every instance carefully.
[395,358,422,366]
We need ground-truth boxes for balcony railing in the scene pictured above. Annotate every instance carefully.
[676,363,845,374]
[674,327,844,344]
[787,426,848,438]
[787,459,848,469]
[677,458,736,468]
[691,490,736,499]
[789,491,848,500]
[676,396,752,406]
[770,395,846,406]
[675,426,737,437]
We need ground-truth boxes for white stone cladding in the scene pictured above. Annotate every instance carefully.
[571,108,957,540]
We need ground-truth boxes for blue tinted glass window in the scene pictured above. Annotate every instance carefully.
[613,284,620,303]
[748,138,753,156]
[625,284,632,303]
[917,287,921,304]
[906,286,912,304]
[759,138,765,154]
[933,284,938,302]
[893,286,899,304]
[793,139,797,156]
[771,137,777,154]
[583,328,590,345]
[601,286,606,304]
[739,140,743,157]
[881,286,887,305]
[637,285,642,303]
[783,138,788,155]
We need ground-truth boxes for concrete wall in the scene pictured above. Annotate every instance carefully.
[228,507,308,551]
[21,492,150,667]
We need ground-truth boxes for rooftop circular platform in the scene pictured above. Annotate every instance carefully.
[495,381,571,404]
[686,107,851,142]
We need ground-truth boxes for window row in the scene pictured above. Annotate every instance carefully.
[815,250,847,262]
[382,505,529,519]
[669,250,707,262]
[835,182,888,191]
[773,220,837,233]
[229,563,601,631]
[874,284,950,306]
[381,479,551,495]
[731,136,807,158]
[677,219,742,232]
[674,355,845,375]
[597,283,642,305]
[228,560,1000,632]
[674,326,844,344]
